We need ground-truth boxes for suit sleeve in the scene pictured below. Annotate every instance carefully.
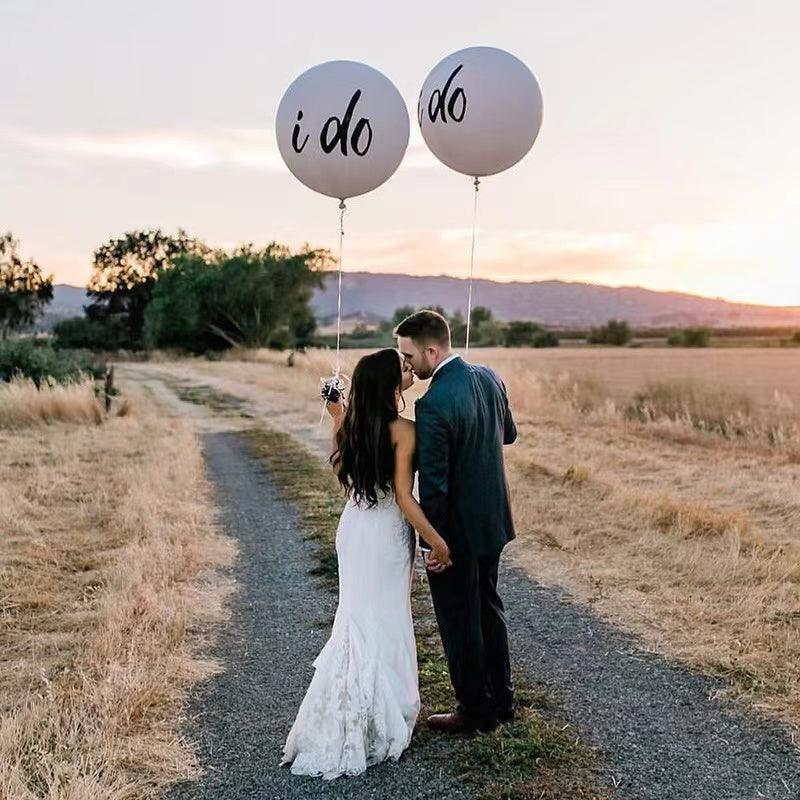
[501,379,517,445]
[414,400,450,548]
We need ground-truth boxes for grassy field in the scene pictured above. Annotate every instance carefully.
[0,379,235,798]
[8,345,794,795]
[118,345,800,735]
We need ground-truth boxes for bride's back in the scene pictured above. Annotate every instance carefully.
[331,349,405,510]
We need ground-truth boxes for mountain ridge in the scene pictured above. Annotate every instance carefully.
[43,275,800,330]
[310,272,800,328]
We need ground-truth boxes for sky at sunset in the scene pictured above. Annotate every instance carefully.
[3,0,799,305]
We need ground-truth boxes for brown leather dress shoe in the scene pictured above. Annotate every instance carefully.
[426,710,498,734]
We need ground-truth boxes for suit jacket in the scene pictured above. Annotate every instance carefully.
[415,356,517,559]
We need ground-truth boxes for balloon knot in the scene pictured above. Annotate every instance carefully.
[339,199,347,210]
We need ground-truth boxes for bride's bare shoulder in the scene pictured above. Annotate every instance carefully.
[389,416,416,444]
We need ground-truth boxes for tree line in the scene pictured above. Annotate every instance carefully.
[55,229,329,352]
[6,229,798,357]
[0,229,329,353]
[374,306,560,349]
[1,229,564,353]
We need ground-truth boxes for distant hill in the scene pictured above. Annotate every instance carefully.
[311,272,800,329]
[34,284,89,330]
[44,276,800,332]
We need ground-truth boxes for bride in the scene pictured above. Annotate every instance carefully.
[281,348,452,780]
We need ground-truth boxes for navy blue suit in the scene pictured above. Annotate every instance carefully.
[415,356,517,720]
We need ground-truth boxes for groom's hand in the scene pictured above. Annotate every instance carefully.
[424,551,450,573]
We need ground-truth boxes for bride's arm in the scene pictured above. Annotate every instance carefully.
[392,421,451,565]
[326,399,345,473]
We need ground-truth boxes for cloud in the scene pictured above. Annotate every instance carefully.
[0,124,439,172]
[0,125,283,171]
[403,127,439,169]
[337,221,800,305]
[343,228,644,281]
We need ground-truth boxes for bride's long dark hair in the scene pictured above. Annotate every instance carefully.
[331,348,403,508]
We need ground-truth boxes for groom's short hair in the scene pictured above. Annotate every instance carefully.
[394,309,451,347]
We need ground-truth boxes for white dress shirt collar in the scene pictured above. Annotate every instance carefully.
[432,352,460,377]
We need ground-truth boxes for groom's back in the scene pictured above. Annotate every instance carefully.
[415,357,517,558]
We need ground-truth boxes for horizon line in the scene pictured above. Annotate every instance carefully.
[53,269,800,311]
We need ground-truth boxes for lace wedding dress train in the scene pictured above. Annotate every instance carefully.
[281,492,419,780]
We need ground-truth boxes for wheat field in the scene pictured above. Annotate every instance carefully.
[0,380,235,799]
[118,345,800,733]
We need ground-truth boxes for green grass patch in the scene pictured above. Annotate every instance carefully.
[165,380,255,419]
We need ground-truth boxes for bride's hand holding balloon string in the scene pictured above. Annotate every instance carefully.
[325,398,345,419]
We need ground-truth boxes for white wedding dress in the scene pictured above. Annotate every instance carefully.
[281,490,420,780]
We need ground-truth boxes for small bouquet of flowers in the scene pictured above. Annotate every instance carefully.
[318,371,349,423]
[320,373,347,404]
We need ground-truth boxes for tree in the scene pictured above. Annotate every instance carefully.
[0,233,53,339]
[449,310,466,346]
[682,328,710,347]
[462,306,496,345]
[470,305,493,327]
[588,319,632,346]
[87,228,206,345]
[667,328,710,348]
[289,303,319,350]
[144,243,328,352]
[473,319,505,346]
[504,320,542,347]
[53,316,137,351]
[532,330,560,348]
[391,305,417,328]
[141,256,212,351]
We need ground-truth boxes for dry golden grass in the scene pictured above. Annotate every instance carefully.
[0,390,235,799]
[0,378,104,429]
[118,345,800,732]
[497,352,800,457]
[491,350,800,730]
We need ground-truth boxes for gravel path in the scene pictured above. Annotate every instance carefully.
[169,428,800,800]
[503,565,800,799]
[167,432,470,800]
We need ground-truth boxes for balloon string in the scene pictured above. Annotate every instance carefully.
[464,176,480,353]
[319,200,346,429]
[335,199,346,373]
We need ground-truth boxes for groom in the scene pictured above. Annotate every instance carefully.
[395,309,517,734]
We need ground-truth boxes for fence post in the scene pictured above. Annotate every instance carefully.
[104,365,114,413]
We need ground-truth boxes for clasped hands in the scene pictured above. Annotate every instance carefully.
[422,540,452,573]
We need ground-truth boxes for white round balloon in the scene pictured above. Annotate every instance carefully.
[276,61,409,201]
[418,46,543,178]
